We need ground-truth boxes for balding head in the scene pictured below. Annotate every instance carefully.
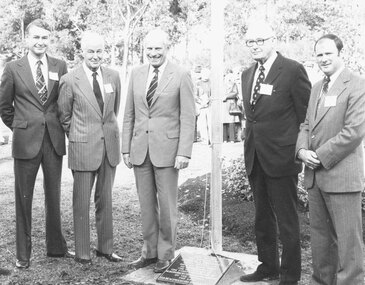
[81,31,105,71]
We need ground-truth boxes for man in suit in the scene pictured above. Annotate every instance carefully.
[296,34,365,285]
[122,29,195,273]
[239,21,311,285]
[0,19,73,269]
[58,31,122,264]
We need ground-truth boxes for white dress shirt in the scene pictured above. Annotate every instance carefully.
[28,53,48,88]
[83,63,105,99]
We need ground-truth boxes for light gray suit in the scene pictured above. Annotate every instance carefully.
[58,66,121,260]
[122,61,195,261]
[296,68,365,285]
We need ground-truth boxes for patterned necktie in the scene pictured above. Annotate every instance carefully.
[251,65,265,109]
[146,68,159,107]
[315,76,330,118]
[36,60,48,105]
[92,72,104,113]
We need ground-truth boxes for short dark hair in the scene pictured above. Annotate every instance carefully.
[25,19,52,35]
[314,34,343,53]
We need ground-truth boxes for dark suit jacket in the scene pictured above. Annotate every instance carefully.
[58,66,121,171]
[0,55,67,159]
[241,53,311,177]
[296,68,365,192]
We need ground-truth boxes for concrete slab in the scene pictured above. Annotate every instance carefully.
[122,246,278,285]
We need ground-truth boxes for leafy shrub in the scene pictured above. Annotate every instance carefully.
[222,155,307,211]
[222,155,365,212]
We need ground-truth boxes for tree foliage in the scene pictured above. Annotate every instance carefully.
[0,0,364,75]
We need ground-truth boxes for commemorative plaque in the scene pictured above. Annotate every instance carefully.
[156,252,234,285]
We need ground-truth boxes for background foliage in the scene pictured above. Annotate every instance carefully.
[0,0,364,77]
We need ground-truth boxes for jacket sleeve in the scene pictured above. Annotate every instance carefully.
[57,76,73,136]
[177,70,196,158]
[0,64,15,129]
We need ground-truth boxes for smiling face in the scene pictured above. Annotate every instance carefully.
[245,22,276,64]
[82,32,104,71]
[26,25,50,59]
[315,38,343,77]
[144,30,168,68]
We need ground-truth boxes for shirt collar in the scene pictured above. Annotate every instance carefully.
[28,53,47,67]
[325,66,345,86]
[83,62,101,78]
[258,51,277,73]
[149,60,168,76]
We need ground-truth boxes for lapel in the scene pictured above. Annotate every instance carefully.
[151,61,174,108]
[255,53,283,105]
[100,67,112,115]
[44,55,58,108]
[242,64,256,104]
[15,56,44,108]
[137,65,149,108]
[313,69,349,129]
[75,66,103,117]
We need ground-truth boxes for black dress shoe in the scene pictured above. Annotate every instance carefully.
[129,256,158,269]
[95,250,123,262]
[47,250,75,258]
[153,260,171,273]
[74,257,92,264]
[240,271,279,282]
[15,260,30,269]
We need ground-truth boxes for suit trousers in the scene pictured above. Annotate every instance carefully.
[309,180,364,285]
[133,152,179,261]
[72,148,116,260]
[248,154,301,282]
[14,127,66,262]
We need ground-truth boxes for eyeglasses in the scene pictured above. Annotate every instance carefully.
[246,37,273,47]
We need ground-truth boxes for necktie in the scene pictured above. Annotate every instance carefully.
[92,72,104,113]
[36,61,48,105]
[251,65,265,109]
[315,76,330,118]
[146,68,159,107]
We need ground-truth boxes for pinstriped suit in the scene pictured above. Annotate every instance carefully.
[58,65,121,260]
[296,68,365,284]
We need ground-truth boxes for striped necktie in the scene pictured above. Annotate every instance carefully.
[36,60,48,105]
[146,68,159,107]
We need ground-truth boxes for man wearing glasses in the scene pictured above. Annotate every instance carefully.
[239,21,311,285]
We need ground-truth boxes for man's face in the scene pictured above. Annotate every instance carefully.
[245,27,275,64]
[83,40,104,71]
[26,25,50,59]
[315,39,342,76]
[145,37,167,68]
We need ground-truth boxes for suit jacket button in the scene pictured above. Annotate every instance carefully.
[253,120,257,124]
[146,130,148,133]
[101,137,104,140]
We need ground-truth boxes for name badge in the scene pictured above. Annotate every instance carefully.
[49,72,59,81]
[260,84,273,96]
[324,96,337,107]
[104,83,113,93]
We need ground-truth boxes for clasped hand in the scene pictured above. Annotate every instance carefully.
[298,149,321,170]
